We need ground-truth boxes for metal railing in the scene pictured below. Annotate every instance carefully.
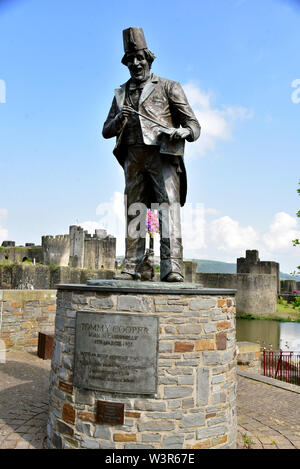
[263,350,300,386]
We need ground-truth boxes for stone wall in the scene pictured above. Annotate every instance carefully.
[42,226,116,270]
[0,290,57,350]
[47,285,237,449]
[235,274,278,315]
[69,226,116,270]
[84,236,116,270]
[183,261,198,283]
[196,273,278,316]
[42,235,70,266]
[237,250,280,294]
[280,280,300,293]
[0,264,115,290]
[181,252,279,315]
[0,245,43,264]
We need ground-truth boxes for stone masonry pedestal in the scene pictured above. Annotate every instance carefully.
[47,281,237,449]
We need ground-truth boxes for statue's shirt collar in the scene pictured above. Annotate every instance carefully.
[128,73,155,90]
[115,74,158,108]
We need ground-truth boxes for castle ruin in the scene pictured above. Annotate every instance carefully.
[1,225,116,271]
[196,250,280,316]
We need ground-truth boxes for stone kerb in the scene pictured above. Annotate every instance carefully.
[47,283,237,449]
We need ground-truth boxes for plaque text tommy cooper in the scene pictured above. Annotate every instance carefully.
[74,312,159,394]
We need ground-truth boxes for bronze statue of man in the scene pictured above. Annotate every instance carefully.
[103,27,201,282]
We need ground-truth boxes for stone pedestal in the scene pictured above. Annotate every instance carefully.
[47,281,237,449]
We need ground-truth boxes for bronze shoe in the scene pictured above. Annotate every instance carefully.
[164,272,184,282]
[114,272,136,280]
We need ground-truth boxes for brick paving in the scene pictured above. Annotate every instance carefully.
[236,374,300,449]
[0,351,50,449]
[1,351,300,449]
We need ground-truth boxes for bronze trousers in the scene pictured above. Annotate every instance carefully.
[122,145,183,280]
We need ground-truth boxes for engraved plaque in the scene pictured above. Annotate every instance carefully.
[96,400,124,425]
[74,312,159,394]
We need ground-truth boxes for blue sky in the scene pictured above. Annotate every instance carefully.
[0,0,299,272]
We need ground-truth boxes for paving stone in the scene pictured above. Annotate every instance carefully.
[0,351,51,450]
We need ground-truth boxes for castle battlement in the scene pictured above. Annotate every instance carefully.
[42,234,69,242]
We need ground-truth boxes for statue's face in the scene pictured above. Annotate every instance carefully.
[126,50,150,83]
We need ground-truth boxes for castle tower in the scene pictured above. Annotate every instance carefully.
[42,235,70,266]
[69,225,85,268]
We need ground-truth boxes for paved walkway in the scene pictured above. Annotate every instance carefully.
[236,371,300,449]
[1,351,300,449]
[0,351,50,449]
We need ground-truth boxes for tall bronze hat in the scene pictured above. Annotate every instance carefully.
[122,27,148,63]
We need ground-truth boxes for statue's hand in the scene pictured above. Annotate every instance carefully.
[169,128,191,140]
[117,105,134,122]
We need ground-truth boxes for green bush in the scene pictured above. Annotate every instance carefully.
[277,296,287,305]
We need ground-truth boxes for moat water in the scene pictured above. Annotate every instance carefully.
[236,319,300,351]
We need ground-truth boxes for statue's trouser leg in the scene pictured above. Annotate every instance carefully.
[155,157,183,281]
[122,146,148,276]
[122,145,183,279]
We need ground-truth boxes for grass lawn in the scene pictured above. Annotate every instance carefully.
[275,302,300,321]
[238,299,300,322]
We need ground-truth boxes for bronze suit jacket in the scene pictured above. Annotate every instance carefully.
[102,74,201,206]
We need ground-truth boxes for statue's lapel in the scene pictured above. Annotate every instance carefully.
[114,84,126,110]
[139,74,158,106]
[114,75,158,109]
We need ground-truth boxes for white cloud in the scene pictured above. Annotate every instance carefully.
[183,82,253,157]
[78,192,300,273]
[180,207,299,272]
[262,212,300,251]
[204,207,220,217]
[203,211,299,272]
[209,215,258,251]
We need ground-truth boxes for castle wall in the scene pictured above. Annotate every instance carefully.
[2,225,116,273]
[235,274,277,315]
[237,250,280,294]
[0,264,115,290]
[280,280,300,293]
[195,272,278,316]
[83,237,116,270]
[196,273,238,290]
[183,260,198,283]
[42,235,70,266]
[0,245,43,264]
